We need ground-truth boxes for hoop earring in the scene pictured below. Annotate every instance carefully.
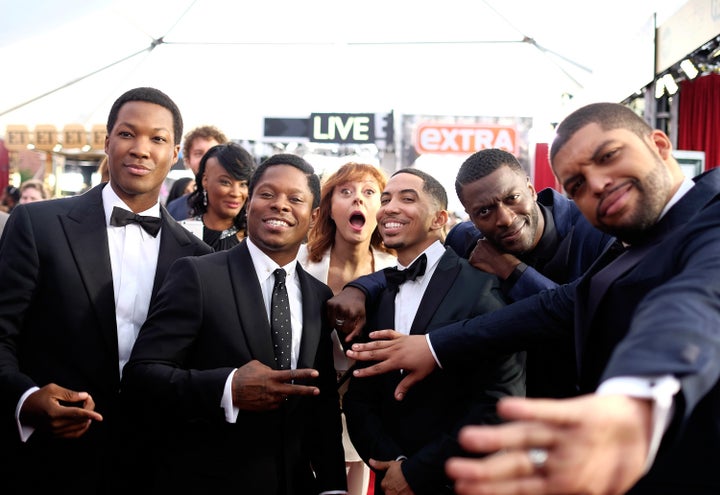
[202,190,208,207]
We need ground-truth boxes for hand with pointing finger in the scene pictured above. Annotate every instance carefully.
[346,331,436,400]
[231,359,320,411]
[20,383,103,439]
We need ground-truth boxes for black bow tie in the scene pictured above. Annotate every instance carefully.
[110,206,162,237]
[384,254,427,293]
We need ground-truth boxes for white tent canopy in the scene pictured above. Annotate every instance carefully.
[0,0,686,141]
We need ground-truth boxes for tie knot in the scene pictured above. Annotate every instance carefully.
[110,206,162,237]
[273,268,287,285]
[384,254,427,292]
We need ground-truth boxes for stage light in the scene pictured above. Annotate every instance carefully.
[655,78,665,99]
[662,74,679,95]
[680,59,699,79]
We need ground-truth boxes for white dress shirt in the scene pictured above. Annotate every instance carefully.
[393,241,445,335]
[104,185,162,377]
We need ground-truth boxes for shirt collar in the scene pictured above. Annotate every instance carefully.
[102,183,161,226]
[658,176,695,220]
[246,237,298,282]
[398,240,445,273]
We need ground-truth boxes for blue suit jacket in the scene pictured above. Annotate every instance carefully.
[444,188,614,300]
[166,193,192,220]
[428,168,720,494]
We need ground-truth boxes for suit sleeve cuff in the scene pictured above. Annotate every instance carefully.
[16,386,40,442]
[222,369,239,423]
[425,334,442,369]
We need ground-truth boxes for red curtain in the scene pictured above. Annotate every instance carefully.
[677,73,720,171]
[533,143,561,192]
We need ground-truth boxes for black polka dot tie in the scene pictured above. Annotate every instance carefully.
[271,268,292,370]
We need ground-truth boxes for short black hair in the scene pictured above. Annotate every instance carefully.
[106,87,183,145]
[454,149,524,199]
[392,168,448,210]
[249,153,321,209]
[550,102,652,162]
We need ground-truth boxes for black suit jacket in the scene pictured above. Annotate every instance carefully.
[0,183,212,494]
[344,247,526,495]
[429,168,720,494]
[121,240,347,495]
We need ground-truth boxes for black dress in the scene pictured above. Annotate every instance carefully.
[193,216,241,251]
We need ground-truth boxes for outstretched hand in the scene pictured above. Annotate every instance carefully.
[327,286,367,342]
[20,383,103,439]
[346,330,436,400]
[446,394,653,495]
[232,360,320,411]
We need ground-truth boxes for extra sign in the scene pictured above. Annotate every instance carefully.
[415,123,517,154]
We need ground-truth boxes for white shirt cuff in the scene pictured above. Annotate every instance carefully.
[16,386,40,442]
[222,369,239,423]
[597,375,679,473]
[425,334,442,369]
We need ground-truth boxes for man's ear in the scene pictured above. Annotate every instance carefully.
[431,209,449,231]
[309,206,320,231]
[527,176,538,200]
[650,130,673,160]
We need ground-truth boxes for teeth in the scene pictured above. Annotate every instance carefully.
[384,222,403,229]
[266,219,289,227]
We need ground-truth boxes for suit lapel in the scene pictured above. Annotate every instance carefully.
[60,186,118,355]
[410,248,459,335]
[228,241,278,368]
[297,265,321,369]
[154,207,205,298]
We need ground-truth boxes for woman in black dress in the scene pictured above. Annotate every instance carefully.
[187,143,256,250]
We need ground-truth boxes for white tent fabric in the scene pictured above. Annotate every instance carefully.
[0,0,687,141]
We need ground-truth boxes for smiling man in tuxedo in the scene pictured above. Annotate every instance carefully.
[342,168,524,495]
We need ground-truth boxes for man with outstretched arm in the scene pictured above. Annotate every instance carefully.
[344,102,720,494]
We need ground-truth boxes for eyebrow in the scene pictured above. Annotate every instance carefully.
[559,138,615,190]
[382,188,419,197]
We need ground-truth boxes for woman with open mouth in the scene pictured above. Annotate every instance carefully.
[298,161,396,495]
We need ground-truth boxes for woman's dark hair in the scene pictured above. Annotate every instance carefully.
[166,177,194,205]
[189,143,257,231]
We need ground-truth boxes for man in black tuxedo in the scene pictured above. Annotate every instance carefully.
[346,103,720,494]
[343,169,525,495]
[121,154,347,494]
[0,87,212,494]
